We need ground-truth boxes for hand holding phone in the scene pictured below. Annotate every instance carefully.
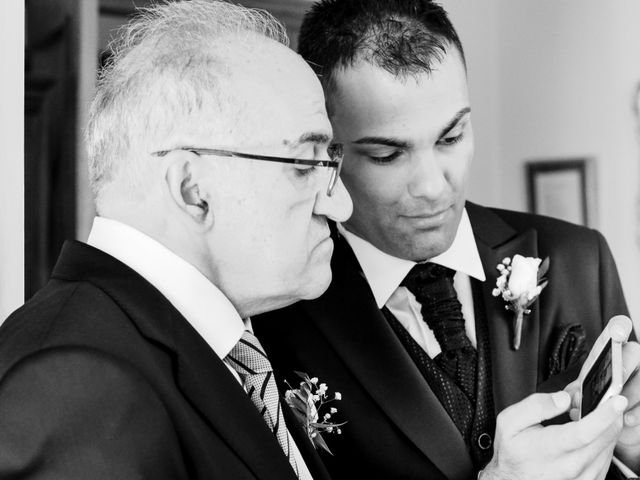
[578,315,633,418]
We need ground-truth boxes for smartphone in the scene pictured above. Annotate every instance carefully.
[578,315,632,418]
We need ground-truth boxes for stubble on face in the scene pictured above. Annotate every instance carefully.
[328,50,473,262]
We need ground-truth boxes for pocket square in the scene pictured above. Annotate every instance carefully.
[547,323,587,378]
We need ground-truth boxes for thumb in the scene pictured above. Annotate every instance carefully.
[497,391,570,437]
[557,395,627,450]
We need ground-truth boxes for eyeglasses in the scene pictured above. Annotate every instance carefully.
[151,145,344,196]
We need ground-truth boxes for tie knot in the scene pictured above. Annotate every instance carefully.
[402,263,455,297]
[401,263,469,352]
[226,330,272,376]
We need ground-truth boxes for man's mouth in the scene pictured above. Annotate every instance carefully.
[400,205,453,227]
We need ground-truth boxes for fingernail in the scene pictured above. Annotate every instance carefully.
[552,391,570,409]
[613,396,628,413]
[625,412,636,426]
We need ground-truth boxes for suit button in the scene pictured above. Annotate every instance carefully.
[477,433,492,450]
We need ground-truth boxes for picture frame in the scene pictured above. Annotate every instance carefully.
[634,81,640,132]
[526,158,595,227]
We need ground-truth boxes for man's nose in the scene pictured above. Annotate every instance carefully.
[313,177,353,222]
[409,152,447,200]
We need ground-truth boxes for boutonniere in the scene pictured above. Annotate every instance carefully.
[492,254,550,350]
[284,371,345,455]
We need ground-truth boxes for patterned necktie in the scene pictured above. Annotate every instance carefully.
[402,263,477,401]
[226,330,299,477]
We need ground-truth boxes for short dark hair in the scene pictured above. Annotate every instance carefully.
[298,0,464,88]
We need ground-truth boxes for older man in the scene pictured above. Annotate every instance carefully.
[253,1,640,479]
[0,1,350,479]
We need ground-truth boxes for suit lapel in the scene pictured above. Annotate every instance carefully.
[173,319,300,480]
[304,235,473,480]
[53,241,297,480]
[282,400,332,480]
[468,204,541,413]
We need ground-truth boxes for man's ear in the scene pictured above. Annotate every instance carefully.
[165,159,213,227]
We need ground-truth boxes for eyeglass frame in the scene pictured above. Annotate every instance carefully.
[151,144,344,197]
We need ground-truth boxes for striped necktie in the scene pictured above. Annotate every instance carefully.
[227,330,299,477]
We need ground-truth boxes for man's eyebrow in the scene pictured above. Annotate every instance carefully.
[351,107,471,148]
[439,107,471,138]
[351,137,411,149]
[284,132,332,148]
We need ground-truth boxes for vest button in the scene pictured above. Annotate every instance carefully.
[477,432,492,450]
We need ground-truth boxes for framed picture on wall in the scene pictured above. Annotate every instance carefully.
[634,81,640,133]
[526,158,595,227]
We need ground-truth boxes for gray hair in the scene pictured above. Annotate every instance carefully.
[85,0,289,204]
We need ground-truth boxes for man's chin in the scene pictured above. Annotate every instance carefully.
[299,266,332,301]
[396,233,455,262]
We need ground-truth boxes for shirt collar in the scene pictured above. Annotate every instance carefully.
[87,216,244,360]
[337,208,486,308]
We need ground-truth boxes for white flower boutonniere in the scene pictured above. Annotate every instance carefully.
[492,254,550,350]
[284,371,346,455]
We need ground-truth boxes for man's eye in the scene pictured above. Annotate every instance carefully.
[369,151,402,164]
[437,132,464,147]
[295,165,317,177]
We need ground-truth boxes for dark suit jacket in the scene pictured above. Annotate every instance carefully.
[0,241,331,480]
[253,202,629,480]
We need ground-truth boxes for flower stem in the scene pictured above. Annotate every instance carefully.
[513,311,524,350]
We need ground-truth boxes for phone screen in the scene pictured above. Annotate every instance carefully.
[581,338,613,417]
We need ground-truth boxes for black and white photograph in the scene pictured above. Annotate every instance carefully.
[2,1,640,479]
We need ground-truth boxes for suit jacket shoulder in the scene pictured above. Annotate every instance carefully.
[468,201,605,250]
[0,345,188,479]
[467,201,628,325]
[0,279,145,377]
[0,241,325,480]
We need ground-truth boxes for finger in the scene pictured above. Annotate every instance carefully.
[569,406,580,422]
[621,343,640,417]
[565,378,581,404]
[622,341,640,386]
[497,391,571,437]
[586,446,616,480]
[583,430,617,479]
[624,402,640,427]
[560,442,614,480]
[622,389,640,425]
[559,395,626,451]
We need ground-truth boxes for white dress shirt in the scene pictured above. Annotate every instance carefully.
[338,208,485,358]
[87,217,313,480]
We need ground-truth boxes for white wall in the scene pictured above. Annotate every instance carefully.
[442,0,640,321]
[0,0,25,321]
[76,0,99,241]
[11,1,640,321]
[440,1,502,208]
